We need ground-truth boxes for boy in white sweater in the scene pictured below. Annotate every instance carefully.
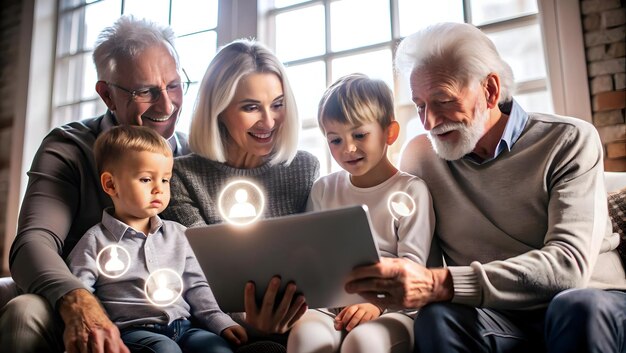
[287,74,435,353]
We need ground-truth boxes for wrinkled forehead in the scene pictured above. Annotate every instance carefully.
[112,43,181,86]
[409,64,467,98]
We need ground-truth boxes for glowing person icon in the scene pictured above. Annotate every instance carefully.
[152,274,175,302]
[218,180,265,226]
[104,246,125,272]
[391,201,411,217]
[387,191,417,220]
[228,188,257,218]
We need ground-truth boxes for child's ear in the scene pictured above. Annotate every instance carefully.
[385,121,400,145]
[101,172,117,197]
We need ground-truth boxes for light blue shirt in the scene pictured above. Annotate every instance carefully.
[67,209,236,333]
[466,99,529,164]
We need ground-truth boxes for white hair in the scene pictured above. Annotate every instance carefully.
[189,39,300,166]
[395,22,514,103]
[92,15,179,81]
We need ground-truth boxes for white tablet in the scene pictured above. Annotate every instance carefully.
[185,205,380,313]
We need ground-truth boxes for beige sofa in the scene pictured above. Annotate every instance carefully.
[605,172,626,193]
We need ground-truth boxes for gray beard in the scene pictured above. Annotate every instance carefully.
[427,104,489,161]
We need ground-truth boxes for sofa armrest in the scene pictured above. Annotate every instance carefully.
[0,277,19,309]
[605,172,626,193]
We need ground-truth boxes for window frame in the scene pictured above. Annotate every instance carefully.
[258,0,567,175]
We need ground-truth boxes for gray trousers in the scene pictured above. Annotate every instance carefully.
[0,278,64,353]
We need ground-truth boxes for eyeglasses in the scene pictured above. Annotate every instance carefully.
[103,68,192,103]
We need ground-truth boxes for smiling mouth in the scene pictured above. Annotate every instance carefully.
[435,130,454,137]
[345,157,364,165]
[248,130,274,140]
[143,115,172,123]
[431,122,464,137]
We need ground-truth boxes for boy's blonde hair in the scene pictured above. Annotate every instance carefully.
[94,125,172,174]
[318,73,395,133]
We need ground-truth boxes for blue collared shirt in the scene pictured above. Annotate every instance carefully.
[466,99,529,164]
[67,209,236,333]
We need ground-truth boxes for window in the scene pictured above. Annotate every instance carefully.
[53,1,552,173]
[53,0,220,134]
[261,0,552,175]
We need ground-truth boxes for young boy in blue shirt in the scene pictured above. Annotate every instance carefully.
[67,125,247,353]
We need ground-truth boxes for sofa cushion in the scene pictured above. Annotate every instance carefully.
[607,187,626,264]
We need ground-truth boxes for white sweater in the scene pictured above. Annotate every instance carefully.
[306,170,435,265]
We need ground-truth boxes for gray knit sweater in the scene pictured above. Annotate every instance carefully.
[162,151,320,227]
[402,112,626,310]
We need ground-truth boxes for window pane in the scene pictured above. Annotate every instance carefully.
[398,0,464,37]
[60,0,100,11]
[330,0,390,52]
[514,89,553,114]
[285,61,327,124]
[470,0,538,26]
[171,0,218,36]
[55,53,97,106]
[57,10,81,56]
[176,31,217,84]
[395,69,413,105]
[275,5,325,62]
[54,56,81,106]
[123,0,170,25]
[56,1,122,55]
[176,82,201,135]
[81,53,99,100]
[52,105,79,128]
[80,100,107,119]
[487,24,545,82]
[274,0,309,8]
[331,49,394,93]
[298,128,330,175]
[84,1,123,50]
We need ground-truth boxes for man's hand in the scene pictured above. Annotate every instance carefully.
[334,303,382,331]
[222,324,248,346]
[345,257,453,309]
[58,289,130,353]
[244,277,307,334]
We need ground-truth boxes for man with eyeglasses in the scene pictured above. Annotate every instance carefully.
[0,16,189,353]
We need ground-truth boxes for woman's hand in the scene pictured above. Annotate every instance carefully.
[244,276,307,334]
[59,289,130,353]
[345,257,453,309]
[222,324,248,346]
[334,303,382,331]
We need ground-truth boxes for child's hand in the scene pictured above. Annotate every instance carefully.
[334,303,382,331]
[222,324,248,346]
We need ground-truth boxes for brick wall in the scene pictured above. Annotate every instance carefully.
[0,0,24,269]
[581,0,626,171]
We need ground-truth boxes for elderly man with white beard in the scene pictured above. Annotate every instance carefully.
[344,22,626,353]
